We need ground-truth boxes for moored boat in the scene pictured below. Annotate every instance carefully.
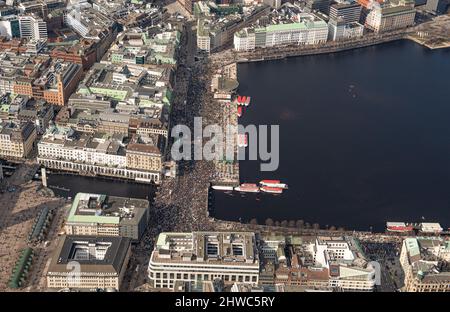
[237,106,243,117]
[212,185,234,191]
[236,95,251,106]
[260,186,283,194]
[386,222,414,232]
[234,183,260,193]
[259,180,288,189]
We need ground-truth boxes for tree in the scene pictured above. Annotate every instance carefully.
[337,227,345,232]
[265,218,274,226]
[312,223,320,230]
[329,226,337,231]
[288,220,296,228]
[274,221,280,227]
[280,220,288,227]
[305,222,311,229]
[249,218,258,226]
[296,220,304,229]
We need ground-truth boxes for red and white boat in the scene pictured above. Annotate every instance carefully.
[234,183,260,193]
[260,186,283,194]
[237,134,248,147]
[237,106,243,117]
[386,222,414,233]
[236,95,251,107]
[259,180,288,189]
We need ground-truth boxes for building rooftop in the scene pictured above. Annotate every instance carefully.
[152,232,259,266]
[403,237,450,281]
[65,5,116,39]
[47,235,131,274]
[67,192,149,226]
[0,120,35,142]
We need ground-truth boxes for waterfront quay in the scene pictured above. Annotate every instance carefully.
[212,28,409,66]
[210,16,450,67]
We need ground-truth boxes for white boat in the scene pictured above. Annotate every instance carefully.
[212,185,234,191]
[259,180,288,189]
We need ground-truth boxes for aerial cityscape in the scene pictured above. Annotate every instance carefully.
[0,0,449,299]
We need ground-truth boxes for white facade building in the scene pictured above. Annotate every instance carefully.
[37,125,160,183]
[328,21,364,41]
[234,14,328,51]
[311,237,376,291]
[365,5,415,33]
[18,15,47,40]
[148,232,260,289]
[233,28,256,51]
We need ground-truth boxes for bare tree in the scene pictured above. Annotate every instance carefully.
[329,225,337,231]
[250,218,258,226]
[288,220,296,228]
[337,227,345,232]
[296,220,304,229]
[280,220,288,227]
[274,221,280,227]
[312,223,320,230]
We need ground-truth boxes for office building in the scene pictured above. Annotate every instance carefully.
[148,232,260,289]
[64,193,150,241]
[196,5,270,52]
[65,5,119,61]
[0,121,36,159]
[365,4,415,32]
[329,2,362,24]
[234,13,328,51]
[0,95,54,135]
[233,28,256,52]
[13,60,83,106]
[261,235,377,291]
[37,125,163,183]
[18,15,48,40]
[306,0,333,14]
[0,15,20,38]
[400,237,450,292]
[46,235,131,290]
[328,20,364,40]
[425,0,449,14]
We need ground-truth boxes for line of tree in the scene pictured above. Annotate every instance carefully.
[247,218,346,231]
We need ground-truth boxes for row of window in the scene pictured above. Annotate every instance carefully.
[150,272,258,283]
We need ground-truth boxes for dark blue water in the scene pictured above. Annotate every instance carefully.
[213,40,450,231]
[47,173,154,200]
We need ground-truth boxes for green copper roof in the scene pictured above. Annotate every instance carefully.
[405,238,420,257]
[67,193,120,225]
[257,20,327,33]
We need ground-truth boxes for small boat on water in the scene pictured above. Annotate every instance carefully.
[212,185,234,191]
[234,183,260,193]
[237,106,243,117]
[259,180,288,189]
[386,222,414,233]
[260,186,283,194]
[236,95,251,107]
